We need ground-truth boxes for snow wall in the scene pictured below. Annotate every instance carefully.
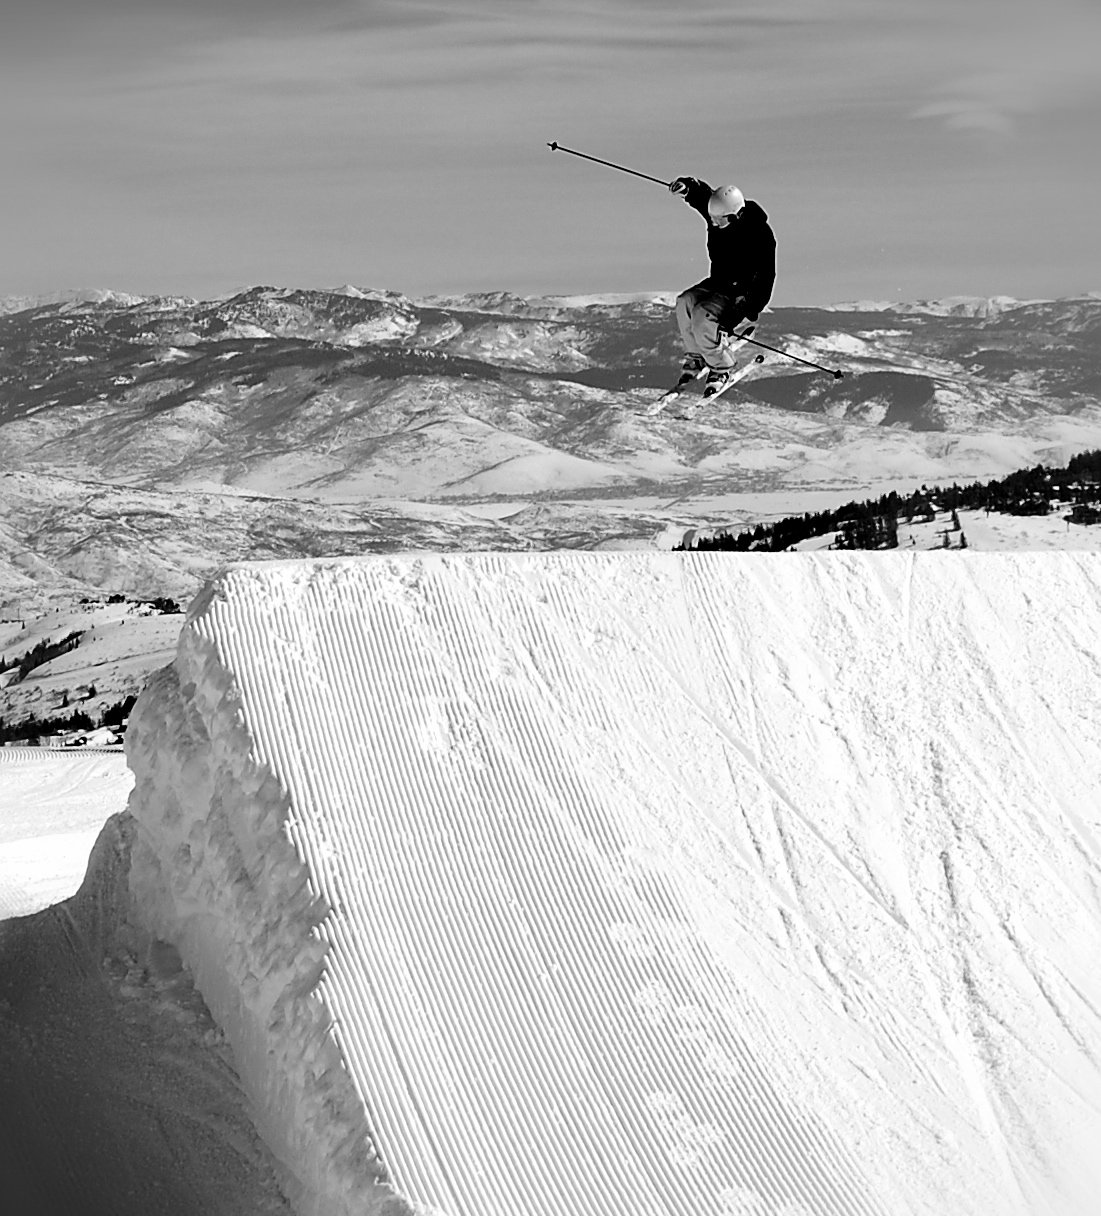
[123,552,1101,1216]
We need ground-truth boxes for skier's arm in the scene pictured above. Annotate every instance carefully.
[668,176,713,220]
[745,225,777,317]
[733,223,777,320]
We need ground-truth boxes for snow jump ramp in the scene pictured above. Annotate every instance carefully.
[125,552,1101,1216]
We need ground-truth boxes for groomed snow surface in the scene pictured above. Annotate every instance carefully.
[116,552,1101,1216]
[0,749,133,918]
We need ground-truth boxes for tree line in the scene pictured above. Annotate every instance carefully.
[0,631,84,681]
[0,694,138,746]
[678,449,1101,552]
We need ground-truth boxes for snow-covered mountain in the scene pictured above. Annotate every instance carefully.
[0,288,166,316]
[824,294,1047,318]
[2,286,1100,615]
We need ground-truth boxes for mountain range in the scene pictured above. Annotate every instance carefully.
[2,285,1100,613]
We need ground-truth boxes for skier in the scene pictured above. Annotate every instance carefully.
[667,175,776,396]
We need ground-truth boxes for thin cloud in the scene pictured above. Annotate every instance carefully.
[2,0,1098,302]
[8,0,385,18]
[910,0,1101,137]
[3,0,432,59]
[913,102,1015,138]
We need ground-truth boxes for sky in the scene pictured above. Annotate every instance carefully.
[2,0,1099,306]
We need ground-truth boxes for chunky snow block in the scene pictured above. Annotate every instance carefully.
[125,553,1101,1216]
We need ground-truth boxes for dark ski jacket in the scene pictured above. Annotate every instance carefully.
[680,178,776,319]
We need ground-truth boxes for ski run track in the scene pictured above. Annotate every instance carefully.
[119,552,1100,1216]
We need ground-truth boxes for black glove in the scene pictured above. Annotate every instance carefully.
[717,297,748,331]
[726,294,762,326]
[668,176,694,196]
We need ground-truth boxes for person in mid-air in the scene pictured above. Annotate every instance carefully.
[667,175,776,395]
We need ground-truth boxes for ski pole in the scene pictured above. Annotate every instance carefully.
[547,141,670,188]
[732,329,844,379]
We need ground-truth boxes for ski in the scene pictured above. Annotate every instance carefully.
[701,353,767,402]
[640,368,706,417]
[653,364,707,405]
[647,325,757,416]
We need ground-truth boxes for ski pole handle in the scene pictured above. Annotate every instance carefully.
[547,141,670,188]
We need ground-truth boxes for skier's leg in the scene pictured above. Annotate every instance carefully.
[675,285,706,355]
[690,290,737,368]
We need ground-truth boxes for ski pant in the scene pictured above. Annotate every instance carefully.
[675,280,744,369]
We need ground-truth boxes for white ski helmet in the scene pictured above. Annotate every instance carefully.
[707,184,745,226]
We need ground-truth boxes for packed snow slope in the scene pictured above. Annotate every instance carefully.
[0,748,133,917]
[125,553,1101,1216]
